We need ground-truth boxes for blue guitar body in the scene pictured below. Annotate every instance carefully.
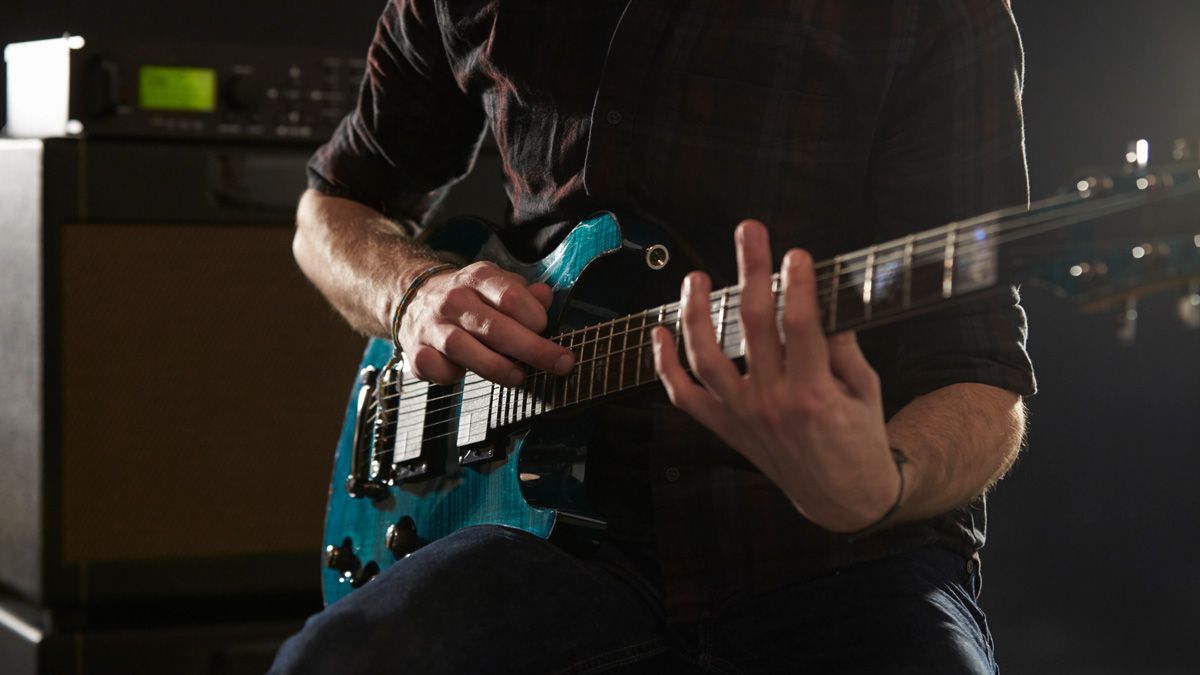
[321,212,677,605]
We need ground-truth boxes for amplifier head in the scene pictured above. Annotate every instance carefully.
[4,35,363,144]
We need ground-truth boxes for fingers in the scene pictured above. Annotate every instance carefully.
[736,221,783,378]
[527,282,554,310]
[467,263,551,333]
[652,326,735,440]
[781,248,830,386]
[407,344,466,386]
[431,326,527,387]
[679,271,742,400]
[403,262,574,386]
[828,332,880,399]
[457,305,574,378]
[462,266,573,374]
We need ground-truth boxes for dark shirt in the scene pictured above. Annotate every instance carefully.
[309,0,1036,621]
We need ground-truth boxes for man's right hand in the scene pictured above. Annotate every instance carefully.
[396,261,576,387]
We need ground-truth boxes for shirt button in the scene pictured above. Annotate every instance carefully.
[605,109,623,126]
[664,466,681,483]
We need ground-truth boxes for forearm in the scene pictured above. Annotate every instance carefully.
[884,382,1026,523]
[293,188,445,337]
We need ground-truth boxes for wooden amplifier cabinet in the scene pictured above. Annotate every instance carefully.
[0,138,366,609]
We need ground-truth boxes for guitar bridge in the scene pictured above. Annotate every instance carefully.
[346,365,389,500]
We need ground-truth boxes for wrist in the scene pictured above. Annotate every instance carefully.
[389,262,459,349]
[844,446,909,539]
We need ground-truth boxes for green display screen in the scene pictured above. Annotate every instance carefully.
[138,66,216,112]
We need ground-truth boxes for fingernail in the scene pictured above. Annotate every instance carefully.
[553,353,575,376]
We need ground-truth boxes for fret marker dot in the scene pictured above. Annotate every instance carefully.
[1069,265,1084,277]
[1131,246,1146,259]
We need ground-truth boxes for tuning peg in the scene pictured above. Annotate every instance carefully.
[1179,281,1200,330]
[1116,296,1139,345]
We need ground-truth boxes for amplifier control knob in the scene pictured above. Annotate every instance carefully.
[225,75,264,112]
[385,517,419,559]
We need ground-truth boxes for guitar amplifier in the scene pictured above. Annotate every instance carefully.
[4,35,364,143]
[0,137,367,608]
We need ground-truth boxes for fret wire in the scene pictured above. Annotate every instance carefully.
[827,256,841,333]
[618,314,630,391]
[942,228,957,298]
[862,246,876,322]
[772,274,782,338]
[562,329,574,406]
[672,303,682,354]
[602,320,614,396]
[658,305,670,382]
[585,324,595,401]
[633,311,645,386]
[902,235,915,309]
[716,288,729,355]
[548,346,559,412]
[574,327,586,404]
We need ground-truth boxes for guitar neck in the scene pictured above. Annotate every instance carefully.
[449,169,1198,441]
[480,221,998,427]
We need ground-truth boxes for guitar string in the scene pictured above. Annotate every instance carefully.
[374,185,1160,418]
[374,188,1189,452]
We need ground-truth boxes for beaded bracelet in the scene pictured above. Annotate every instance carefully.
[846,446,909,541]
[390,263,459,352]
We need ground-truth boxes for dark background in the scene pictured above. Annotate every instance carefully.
[3,1,1198,672]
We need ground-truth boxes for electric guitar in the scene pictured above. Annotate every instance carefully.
[320,154,1200,605]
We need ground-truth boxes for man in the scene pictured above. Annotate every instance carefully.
[271,0,1034,672]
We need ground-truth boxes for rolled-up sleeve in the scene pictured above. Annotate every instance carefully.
[307,0,487,224]
[868,0,1036,407]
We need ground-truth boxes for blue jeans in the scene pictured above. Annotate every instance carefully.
[269,525,997,674]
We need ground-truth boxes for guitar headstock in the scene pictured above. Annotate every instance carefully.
[1008,139,1200,343]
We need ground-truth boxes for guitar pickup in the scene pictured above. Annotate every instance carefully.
[388,381,456,484]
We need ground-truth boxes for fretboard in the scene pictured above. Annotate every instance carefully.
[452,217,1004,444]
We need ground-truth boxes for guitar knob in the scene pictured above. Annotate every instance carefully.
[325,538,360,574]
[350,561,380,589]
[386,516,419,559]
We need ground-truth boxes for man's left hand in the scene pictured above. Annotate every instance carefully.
[652,219,902,533]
